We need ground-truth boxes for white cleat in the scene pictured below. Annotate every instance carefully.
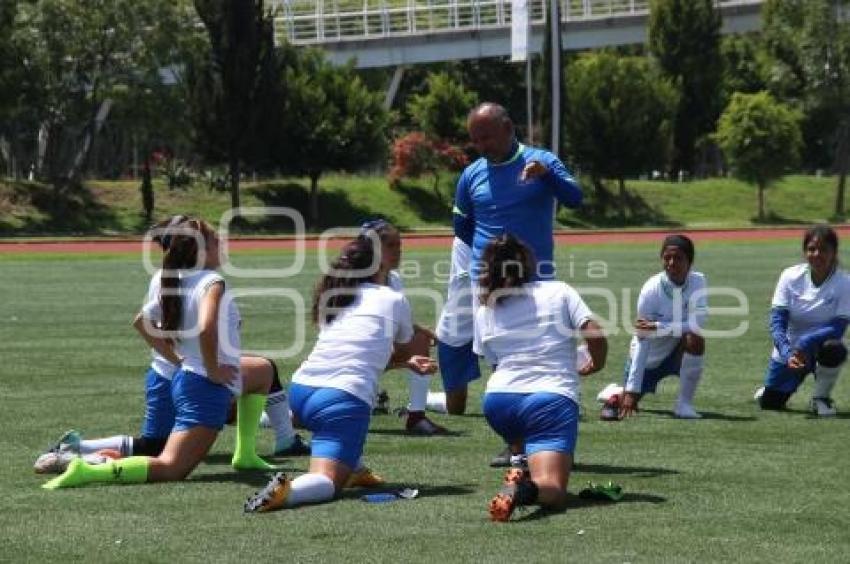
[596,383,624,404]
[34,449,113,474]
[810,397,837,417]
[753,386,765,402]
[34,448,78,474]
[674,402,702,419]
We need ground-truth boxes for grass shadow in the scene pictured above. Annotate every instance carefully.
[188,471,281,487]
[751,211,806,225]
[392,181,452,224]
[573,463,679,478]
[367,428,467,437]
[247,181,378,232]
[338,483,476,500]
[202,452,307,470]
[777,407,850,420]
[560,182,682,228]
[639,408,757,422]
[512,492,668,522]
[0,180,122,235]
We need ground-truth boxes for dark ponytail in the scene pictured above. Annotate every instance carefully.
[151,214,189,251]
[312,236,378,325]
[160,219,215,332]
[479,233,536,306]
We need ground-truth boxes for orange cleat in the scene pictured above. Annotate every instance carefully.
[345,467,386,488]
[244,472,291,513]
[488,468,537,522]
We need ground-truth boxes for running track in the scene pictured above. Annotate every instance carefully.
[1,226,849,254]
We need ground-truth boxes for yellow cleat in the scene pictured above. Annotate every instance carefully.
[344,467,385,489]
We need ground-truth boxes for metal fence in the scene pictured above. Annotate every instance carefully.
[272,0,759,45]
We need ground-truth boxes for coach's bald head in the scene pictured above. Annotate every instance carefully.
[467,102,516,163]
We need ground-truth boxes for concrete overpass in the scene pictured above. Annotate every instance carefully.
[272,0,764,68]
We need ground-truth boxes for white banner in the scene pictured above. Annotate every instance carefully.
[511,0,529,62]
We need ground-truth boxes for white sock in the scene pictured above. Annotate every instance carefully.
[677,353,704,405]
[625,338,651,393]
[285,473,336,507]
[426,391,448,414]
[813,364,842,399]
[79,435,133,456]
[266,391,296,451]
[407,371,430,412]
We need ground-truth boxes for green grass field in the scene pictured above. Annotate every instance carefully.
[2,238,850,562]
[0,173,844,236]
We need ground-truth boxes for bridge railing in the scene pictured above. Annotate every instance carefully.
[273,1,760,45]
[273,1,654,45]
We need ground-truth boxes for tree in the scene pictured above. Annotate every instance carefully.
[191,0,278,210]
[649,0,723,176]
[715,92,803,222]
[720,34,769,103]
[0,1,21,176]
[0,1,17,121]
[762,0,850,218]
[276,49,390,227]
[387,132,469,202]
[140,161,154,222]
[407,72,477,142]
[451,59,528,139]
[565,52,678,220]
[11,0,198,186]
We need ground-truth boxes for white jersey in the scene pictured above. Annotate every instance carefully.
[473,281,593,402]
[293,283,414,407]
[625,270,708,392]
[145,270,178,380]
[143,270,241,385]
[771,264,850,361]
[436,238,475,346]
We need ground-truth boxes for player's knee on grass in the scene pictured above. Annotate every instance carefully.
[151,455,194,481]
[817,340,847,368]
[683,333,705,356]
[759,387,791,410]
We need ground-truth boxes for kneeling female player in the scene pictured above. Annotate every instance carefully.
[34,216,305,474]
[599,234,708,420]
[245,235,436,512]
[475,234,607,521]
[756,225,850,416]
[43,218,274,489]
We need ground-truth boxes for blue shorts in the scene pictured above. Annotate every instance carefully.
[140,368,175,439]
[482,392,579,455]
[763,358,812,394]
[437,340,481,393]
[622,346,683,394]
[289,383,370,468]
[171,369,232,432]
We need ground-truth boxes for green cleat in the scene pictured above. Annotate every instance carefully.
[578,481,623,502]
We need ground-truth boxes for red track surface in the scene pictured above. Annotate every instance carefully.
[1,226,849,254]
